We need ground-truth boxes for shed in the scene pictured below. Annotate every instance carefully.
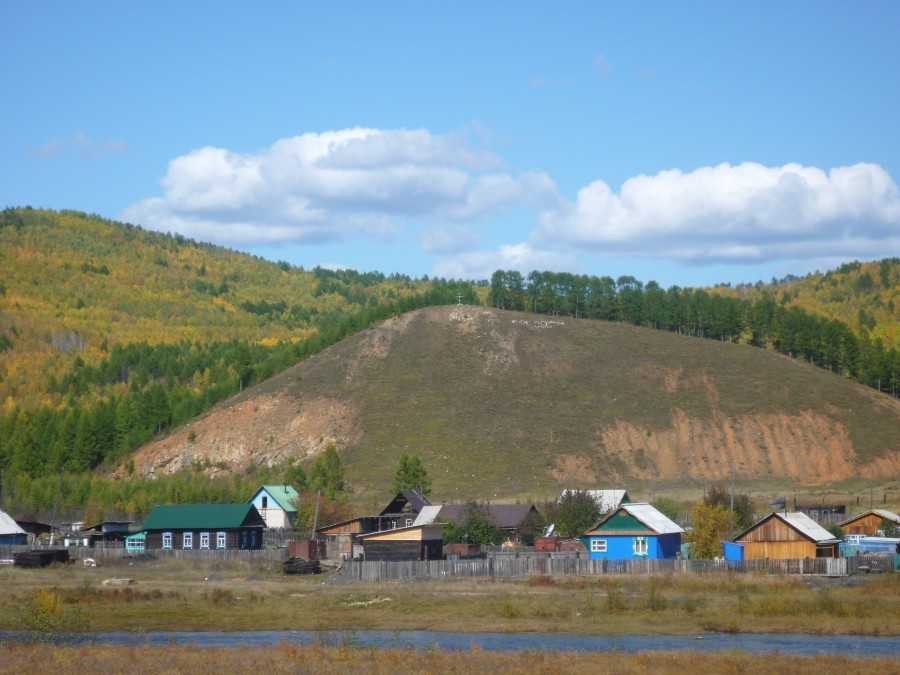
[141,503,266,550]
[316,516,381,560]
[248,485,299,529]
[728,511,841,560]
[583,503,683,560]
[0,509,28,545]
[357,522,446,562]
[125,531,146,553]
[838,509,900,537]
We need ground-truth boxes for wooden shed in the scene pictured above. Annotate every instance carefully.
[727,511,840,560]
[316,516,380,560]
[838,509,900,537]
[357,522,446,562]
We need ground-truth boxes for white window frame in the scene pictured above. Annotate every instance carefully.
[162,532,173,549]
[200,532,210,549]
[591,539,607,553]
[183,532,193,549]
[216,531,227,549]
[405,518,414,527]
[633,536,649,557]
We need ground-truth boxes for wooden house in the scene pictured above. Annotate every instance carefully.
[379,490,432,530]
[248,485,299,529]
[0,509,28,545]
[838,509,900,537]
[357,522,446,561]
[436,503,539,542]
[724,511,841,561]
[583,503,683,560]
[141,503,266,550]
[74,520,133,548]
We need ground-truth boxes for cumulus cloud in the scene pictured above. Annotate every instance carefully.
[432,243,576,281]
[421,225,480,254]
[537,162,900,263]
[122,128,552,246]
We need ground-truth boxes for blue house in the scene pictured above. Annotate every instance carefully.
[0,509,28,545]
[249,485,300,529]
[583,503,684,560]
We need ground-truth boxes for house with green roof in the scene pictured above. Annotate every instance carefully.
[249,485,300,529]
[141,503,266,550]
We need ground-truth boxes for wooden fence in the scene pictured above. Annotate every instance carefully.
[336,552,897,583]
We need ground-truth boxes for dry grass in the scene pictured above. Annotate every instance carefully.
[1,561,898,638]
[0,642,897,674]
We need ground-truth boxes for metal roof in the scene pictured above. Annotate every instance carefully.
[587,502,684,535]
[436,504,536,529]
[838,509,900,527]
[778,511,841,543]
[413,505,443,526]
[142,503,264,531]
[252,485,300,512]
[0,509,26,537]
[560,489,629,513]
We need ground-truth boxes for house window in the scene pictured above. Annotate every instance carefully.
[633,537,648,556]
[200,532,210,549]
[162,532,173,549]
[591,539,607,553]
[216,532,226,549]
[250,530,257,548]
[405,518,413,527]
[262,496,268,509]
[183,532,193,549]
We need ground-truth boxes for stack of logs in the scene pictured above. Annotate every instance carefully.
[282,557,321,575]
[13,549,71,568]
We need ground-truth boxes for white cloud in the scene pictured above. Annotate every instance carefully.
[537,162,900,263]
[122,128,548,246]
[421,225,480,254]
[432,243,576,281]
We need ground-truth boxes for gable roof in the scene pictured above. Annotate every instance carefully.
[0,509,27,537]
[586,503,684,536]
[251,485,300,512]
[413,505,443,526]
[837,509,900,527]
[379,490,432,516]
[734,511,839,544]
[436,504,537,529]
[142,503,265,531]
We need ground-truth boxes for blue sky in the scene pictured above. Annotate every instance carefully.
[2,2,899,288]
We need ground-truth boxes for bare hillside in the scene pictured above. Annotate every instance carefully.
[127,305,900,499]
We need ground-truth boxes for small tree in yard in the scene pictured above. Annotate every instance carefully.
[447,501,506,545]
[688,502,734,559]
[517,508,546,546]
[552,490,600,538]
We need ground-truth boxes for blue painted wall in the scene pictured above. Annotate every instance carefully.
[723,541,744,561]
[587,533,681,560]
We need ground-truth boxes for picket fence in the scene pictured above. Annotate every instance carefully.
[336,552,895,583]
[0,544,289,565]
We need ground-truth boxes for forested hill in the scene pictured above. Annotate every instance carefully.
[0,207,897,515]
[0,207,476,475]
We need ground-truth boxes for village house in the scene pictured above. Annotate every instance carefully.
[248,485,299,529]
[583,502,683,560]
[316,516,381,560]
[435,503,539,542]
[72,520,133,548]
[0,509,28,545]
[838,509,900,537]
[378,489,432,529]
[140,503,266,550]
[724,511,841,561]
